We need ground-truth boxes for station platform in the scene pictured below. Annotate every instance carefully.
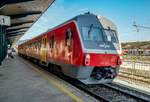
[0,56,98,102]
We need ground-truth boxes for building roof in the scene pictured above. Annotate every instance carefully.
[0,0,55,44]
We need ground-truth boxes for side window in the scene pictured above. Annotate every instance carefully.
[65,28,72,46]
[44,38,47,48]
[34,42,36,49]
[42,38,46,48]
[38,40,41,49]
[50,36,54,48]
[43,39,45,48]
[41,39,43,48]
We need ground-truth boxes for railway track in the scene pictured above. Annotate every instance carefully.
[103,83,150,102]
[46,69,150,101]
[23,57,150,102]
[73,82,150,102]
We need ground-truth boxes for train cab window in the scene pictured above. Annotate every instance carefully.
[65,28,72,46]
[50,36,54,48]
[103,29,118,43]
[82,26,103,41]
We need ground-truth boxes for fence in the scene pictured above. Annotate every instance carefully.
[118,60,150,88]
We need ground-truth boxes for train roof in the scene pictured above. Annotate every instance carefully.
[20,12,117,45]
[46,12,117,35]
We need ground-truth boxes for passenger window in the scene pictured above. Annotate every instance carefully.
[50,36,54,48]
[42,39,44,48]
[45,38,46,48]
[65,28,72,46]
[38,41,41,49]
[43,38,46,48]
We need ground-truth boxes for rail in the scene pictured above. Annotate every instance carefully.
[121,60,150,71]
[77,83,150,102]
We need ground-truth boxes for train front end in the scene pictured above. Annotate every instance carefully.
[76,13,122,84]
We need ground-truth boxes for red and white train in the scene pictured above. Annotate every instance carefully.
[18,13,122,84]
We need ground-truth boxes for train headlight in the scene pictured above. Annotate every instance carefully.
[85,54,90,65]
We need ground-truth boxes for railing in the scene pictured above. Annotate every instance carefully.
[118,60,150,88]
[121,61,150,71]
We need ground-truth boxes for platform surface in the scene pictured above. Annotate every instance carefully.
[0,56,98,102]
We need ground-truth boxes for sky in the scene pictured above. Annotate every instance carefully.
[20,0,150,42]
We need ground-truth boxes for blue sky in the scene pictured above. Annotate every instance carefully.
[20,0,150,42]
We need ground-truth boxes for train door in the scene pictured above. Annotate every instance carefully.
[49,35,54,58]
[40,36,47,62]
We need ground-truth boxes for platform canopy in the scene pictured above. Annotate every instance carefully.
[0,0,55,44]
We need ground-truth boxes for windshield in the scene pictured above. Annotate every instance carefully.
[103,29,118,43]
[81,26,103,41]
[80,26,119,50]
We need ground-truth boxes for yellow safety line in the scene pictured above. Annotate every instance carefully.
[21,58,84,102]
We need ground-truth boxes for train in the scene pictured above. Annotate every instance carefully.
[18,12,122,84]
[123,49,150,56]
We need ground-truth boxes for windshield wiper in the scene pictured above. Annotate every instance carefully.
[88,24,93,38]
